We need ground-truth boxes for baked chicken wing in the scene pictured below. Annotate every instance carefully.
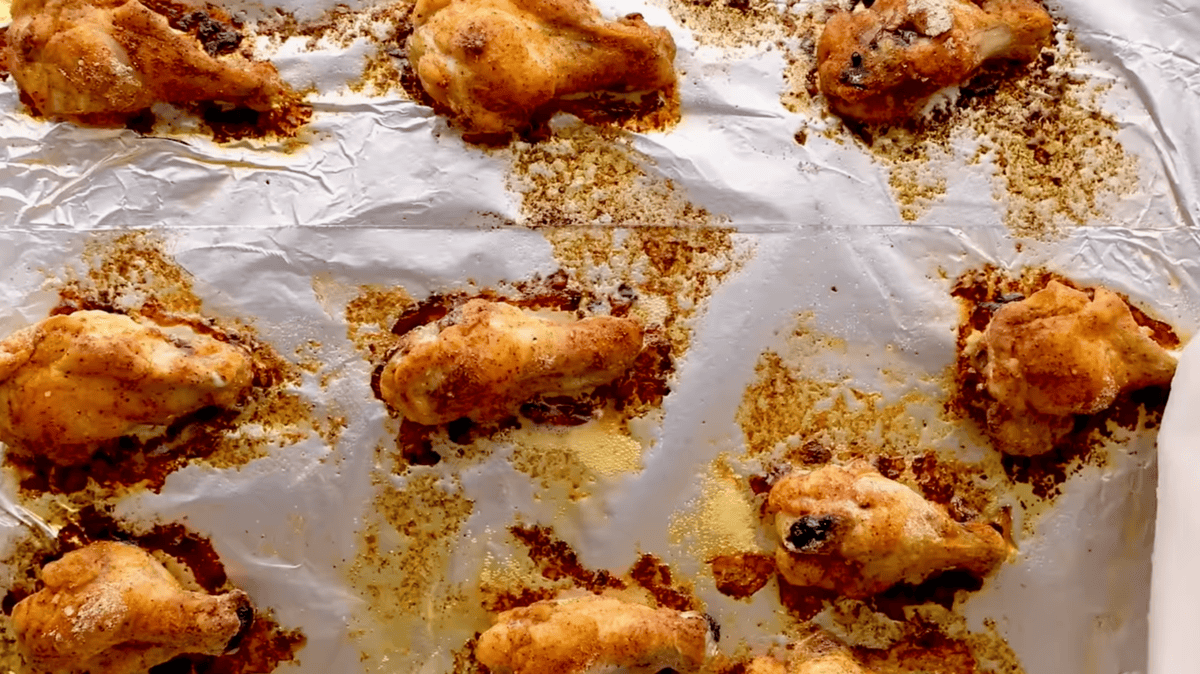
[379,300,643,425]
[0,310,253,466]
[817,0,1053,122]
[407,0,676,135]
[3,0,301,126]
[979,281,1176,455]
[475,594,715,674]
[766,462,1009,598]
[12,541,253,674]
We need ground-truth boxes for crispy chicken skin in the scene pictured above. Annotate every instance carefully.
[379,300,643,425]
[3,0,299,125]
[766,462,1009,598]
[817,0,1053,122]
[407,0,676,135]
[0,310,253,465]
[12,541,253,674]
[979,281,1177,456]
[475,594,714,674]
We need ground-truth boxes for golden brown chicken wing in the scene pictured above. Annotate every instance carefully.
[978,281,1177,455]
[407,0,676,135]
[12,541,253,674]
[3,0,303,127]
[475,594,715,674]
[766,462,1009,598]
[379,300,642,425]
[817,0,1053,122]
[0,310,253,466]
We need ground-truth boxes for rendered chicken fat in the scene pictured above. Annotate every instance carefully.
[407,0,676,134]
[379,300,643,425]
[12,541,253,674]
[817,0,1053,122]
[475,595,714,674]
[0,310,254,465]
[3,0,301,125]
[980,281,1177,455]
[767,462,1009,597]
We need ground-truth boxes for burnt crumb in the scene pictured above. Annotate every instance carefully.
[910,453,954,505]
[709,553,775,599]
[126,109,158,135]
[509,525,627,593]
[629,554,698,611]
[872,455,905,480]
[785,439,832,466]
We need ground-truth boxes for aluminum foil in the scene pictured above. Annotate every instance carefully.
[1,0,1199,671]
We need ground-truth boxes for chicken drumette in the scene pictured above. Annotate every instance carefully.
[0,310,253,466]
[475,594,715,674]
[407,0,676,135]
[817,0,1053,122]
[12,541,253,674]
[379,300,643,425]
[766,462,1009,598]
[3,0,303,127]
[976,281,1177,456]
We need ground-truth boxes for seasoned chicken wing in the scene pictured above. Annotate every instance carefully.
[818,0,1053,122]
[379,300,643,425]
[3,0,302,126]
[475,594,715,674]
[766,462,1009,598]
[407,0,676,135]
[12,541,253,674]
[0,310,253,466]
[978,281,1177,455]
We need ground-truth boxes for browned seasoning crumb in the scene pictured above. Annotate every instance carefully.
[508,125,721,227]
[7,232,316,496]
[509,525,628,593]
[710,552,775,599]
[949,266,1175,498]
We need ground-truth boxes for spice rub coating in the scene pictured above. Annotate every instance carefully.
[0,310,253,466]
[978,281,1177,455]
[766,462,1009,598]
[475,594,713,674]
[3,0,301,125]
[379,300,643,425]
[818,0,1052,122]
[12,541,253,674]
[407,0,676,134]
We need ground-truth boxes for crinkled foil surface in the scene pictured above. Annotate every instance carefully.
[1,0,1199,672]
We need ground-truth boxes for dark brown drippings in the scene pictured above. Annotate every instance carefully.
[853,623,979,674]
[480,586,559,613]
[397,419,443,466]
[776,578,837,621]
[629,554,697,611]
[509,525,627,593]
[710,553,775,599]
[151,618,306,674]
[871,570,984,620]
[56,506,229,592]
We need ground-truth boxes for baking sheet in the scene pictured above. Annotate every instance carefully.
[2,0,1200,671]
